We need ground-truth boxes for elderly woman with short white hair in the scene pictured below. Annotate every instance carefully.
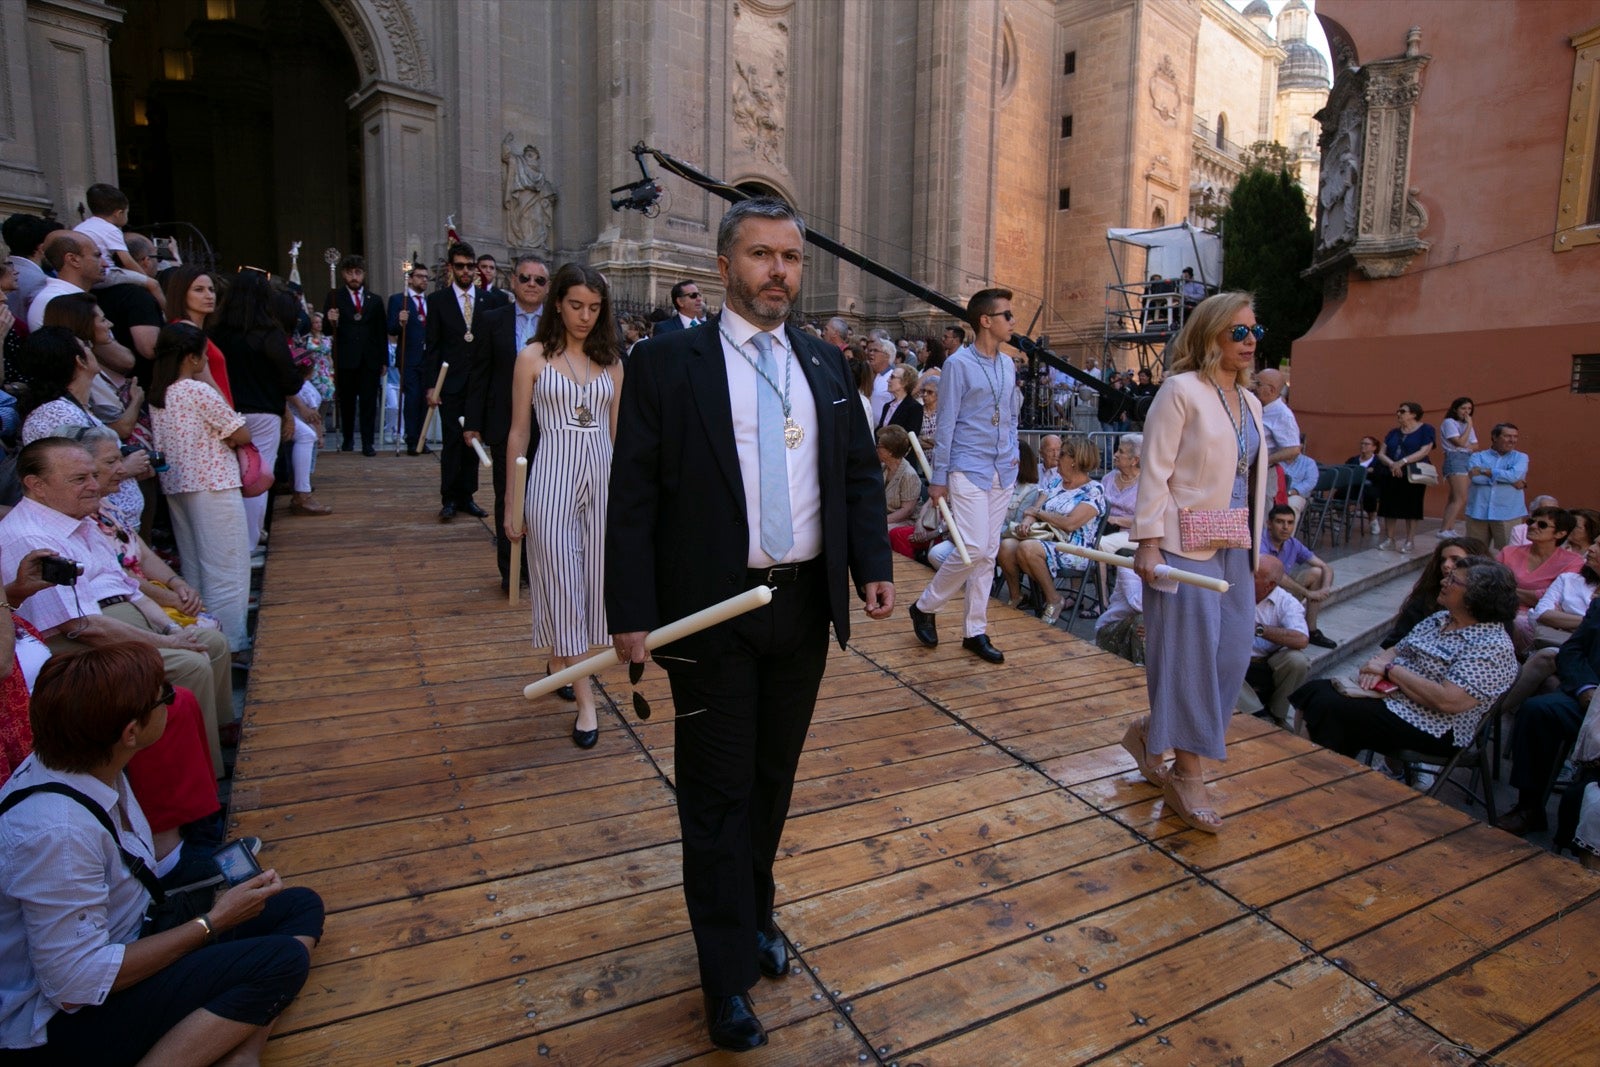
[1097,433,1142,555]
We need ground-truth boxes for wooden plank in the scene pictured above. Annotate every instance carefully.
[1491,987,1600,1067]
[1400,894,1600,1054]
[1281,1006,1480,1065]
[908,916,1308,1065]
[1103,959,1385,1066]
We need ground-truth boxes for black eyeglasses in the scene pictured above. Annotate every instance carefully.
[156,682,176,708]
[1229,324,1266,342]
[517,274,549,285]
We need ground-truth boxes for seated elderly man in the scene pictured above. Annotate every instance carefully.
[1241,556,1311,729]
[1262,503,1338,649]
[0,439,231,776]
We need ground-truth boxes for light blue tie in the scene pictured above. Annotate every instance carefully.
[751,332,793,560]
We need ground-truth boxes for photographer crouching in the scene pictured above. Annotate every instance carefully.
[0,643,323,1065]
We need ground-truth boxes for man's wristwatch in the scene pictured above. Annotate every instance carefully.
[1255,624,1266,637]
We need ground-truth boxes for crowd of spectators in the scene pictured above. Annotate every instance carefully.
[0,190,326,1058]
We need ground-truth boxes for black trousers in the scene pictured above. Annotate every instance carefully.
[490,435,537,587]
[1508,690,1583,798]
[1293,678,1458,759]
[437,391,477,506]
[334,363,382,450]
[400,360,428,452]
[666,567,830,996]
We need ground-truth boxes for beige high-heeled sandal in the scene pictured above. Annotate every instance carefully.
[1118,715,1169,786]
[1162,771,1222,834]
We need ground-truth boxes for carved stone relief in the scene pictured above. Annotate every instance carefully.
[502,133,557,250]
[730,5,788,168]
[322,0,434,91]
[1149,55,1180,127]
[1306,27,1431,282]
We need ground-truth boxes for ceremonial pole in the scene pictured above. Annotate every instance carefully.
[905,435,971,564]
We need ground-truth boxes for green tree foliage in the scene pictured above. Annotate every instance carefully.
[1220,164,1322,369]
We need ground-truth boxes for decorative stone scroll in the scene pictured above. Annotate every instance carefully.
[1149,54,1181,127]
[1307,26,1431,281]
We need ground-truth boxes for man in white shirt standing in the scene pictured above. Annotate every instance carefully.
[909,288,1020,664]
[26,232,102,332]
[867,338,895,422]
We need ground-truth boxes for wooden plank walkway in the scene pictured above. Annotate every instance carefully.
[236,452,1600,1065]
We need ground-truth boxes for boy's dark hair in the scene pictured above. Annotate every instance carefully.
[85,183,129,217]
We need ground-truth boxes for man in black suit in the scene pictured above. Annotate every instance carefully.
[649,278,706,337]
[475,254,512,310]
[464,254,548,590]
[322,254,388,455]
[387,263,432,454]
[607,198,894,1052]
[424,241,488,520]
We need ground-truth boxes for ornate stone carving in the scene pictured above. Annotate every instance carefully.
[502,133,557,250]
[730,7,788,167]
[322,0,433,91]
[1149,54,1180,127]
[1306,27,1431,282]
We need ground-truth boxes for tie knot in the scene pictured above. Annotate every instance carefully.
[750,332,774,360]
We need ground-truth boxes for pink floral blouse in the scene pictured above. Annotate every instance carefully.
[150,378,245,494]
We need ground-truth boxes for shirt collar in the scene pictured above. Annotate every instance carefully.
[16,495,96,538]
[718,307,786,355]
[454,283,474,299]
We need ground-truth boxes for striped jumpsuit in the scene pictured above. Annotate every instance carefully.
[525,365,614,656]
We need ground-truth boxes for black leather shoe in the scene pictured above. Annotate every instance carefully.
[1308,629,1338,649]
[755,928,789,979]
[438,503,456,522]
[909,602,938,647]
[1496,807,1547,836]
[545,664,577,703]
[339,442,354,453]
[962,634,1005,664]
[704,993,767,1052]
[571,723,598,749]
[460,500,488,518]
[362,446,377,457]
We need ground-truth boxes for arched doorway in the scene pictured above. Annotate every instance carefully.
[110,0,361,299]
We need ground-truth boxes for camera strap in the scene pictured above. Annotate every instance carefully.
[0,783,165,903]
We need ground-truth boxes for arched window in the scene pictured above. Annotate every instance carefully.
[1216,114,1228,150]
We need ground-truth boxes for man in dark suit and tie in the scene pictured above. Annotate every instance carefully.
[465,254,548,591]
[607,198,894,1052]
[424,241,488,520]
[649,278,706,337]
[476,254,512,311]
[322,254,388,456]
[387,263,432,454]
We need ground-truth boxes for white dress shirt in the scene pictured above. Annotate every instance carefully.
[870,368,894,423]
[0,498,144,634]
[1253,586,1308,657]
[717,308,822,566]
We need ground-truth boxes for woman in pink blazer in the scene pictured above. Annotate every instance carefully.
[1123,293,1269,833]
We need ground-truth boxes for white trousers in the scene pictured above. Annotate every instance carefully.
[291,416,319,493]
[241,412,281,548]
[915,470,1012,638]
[168,487,252,652]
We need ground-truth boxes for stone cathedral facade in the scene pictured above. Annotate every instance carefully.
[0,0,1322,357]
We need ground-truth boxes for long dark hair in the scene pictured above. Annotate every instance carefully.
[215,267,279,334]
[1446,396,1474,421]
[163,265,218,326]
[14,326,88,416]
[147,322,208,408]
[1404,535,1489,615]
[40,292,100,346]
[1018,441,1039,485]
[531,263,620,366]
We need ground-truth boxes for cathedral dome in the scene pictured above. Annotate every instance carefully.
[1243,0,1272,21]
[1279,40,1330,90]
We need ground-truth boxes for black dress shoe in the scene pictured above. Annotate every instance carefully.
[544,664,577,703]
[438,503,456,522]
[755,928,789,979]
[407,448,420,456]
[362,446,377,457]
[962,634,1005,664]
[1496,808,1547,836]
[1308,629,1338,649]
[339,442,354,453]
[571,724,598,749]
[460,500,488,518]
[909,602,938,647]
[419,445,433,455]
[704,993,767,1052]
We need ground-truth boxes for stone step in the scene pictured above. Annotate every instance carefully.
[1304,571,1423,679]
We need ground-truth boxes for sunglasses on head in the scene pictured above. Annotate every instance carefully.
[1229,324,1266,342]
[517,273,549,285]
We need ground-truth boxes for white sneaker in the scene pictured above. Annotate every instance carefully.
[1379,539,1395,551]
[1369,519,1381,535]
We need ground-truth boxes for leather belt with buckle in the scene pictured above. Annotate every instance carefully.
[746,559,820,587]
[98,594,131,608]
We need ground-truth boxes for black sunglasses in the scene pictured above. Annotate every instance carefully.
[1229,324,1266,342]
[517,274,549,285]
[450,260,474,269]
[1529,519,1556,530]
[985,310,1015,321]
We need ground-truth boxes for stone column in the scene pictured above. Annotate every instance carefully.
[22,0,123,220]
[0,1,54,214]
[350,82,444,297]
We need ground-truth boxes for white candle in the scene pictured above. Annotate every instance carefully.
[459,417,493,467]
[523,586,775,700]
[1048,541,1231,593]
[415,361,449,446]
[905,435,971,564]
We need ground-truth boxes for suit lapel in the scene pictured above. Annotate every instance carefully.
[788,327,837,472]
[685,327,746,505]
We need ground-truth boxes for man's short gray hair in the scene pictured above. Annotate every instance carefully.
[512,254,547,271]
[715,196,806,258]
[825,316,851,339]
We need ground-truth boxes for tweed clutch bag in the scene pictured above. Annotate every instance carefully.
[1178,507,1252,552]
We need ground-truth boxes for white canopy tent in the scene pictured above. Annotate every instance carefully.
[1105,222,1223,288]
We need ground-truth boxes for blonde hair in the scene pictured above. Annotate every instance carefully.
[1168,291,1255,390]
[1061,436,1100,475]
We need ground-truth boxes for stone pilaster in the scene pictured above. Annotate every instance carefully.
[22,0,123,220]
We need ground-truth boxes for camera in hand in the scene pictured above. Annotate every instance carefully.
[39,555,79,586]
[120,443,169,473]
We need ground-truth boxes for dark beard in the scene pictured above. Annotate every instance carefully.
[727,273,793,325]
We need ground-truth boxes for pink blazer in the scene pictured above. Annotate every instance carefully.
[1131,371,1269,565]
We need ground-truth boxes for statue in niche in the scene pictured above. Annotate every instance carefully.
[1317,107,1362,254]
[502,133,557,250]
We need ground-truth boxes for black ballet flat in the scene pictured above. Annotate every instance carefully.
[571,724,599,749]
[545,663,577,702]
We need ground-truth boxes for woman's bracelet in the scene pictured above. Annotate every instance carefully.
[192,913,215,944]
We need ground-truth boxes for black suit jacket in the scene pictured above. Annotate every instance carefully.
[322,286,388,372]
[464,303,538,447]
[476,285,512,312]
[652,315,687,338]
[606,323,892,663]
[878,397,924,437]
[1557,599,1600,698]
[424,287,483,398]
[386,291,428,371]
